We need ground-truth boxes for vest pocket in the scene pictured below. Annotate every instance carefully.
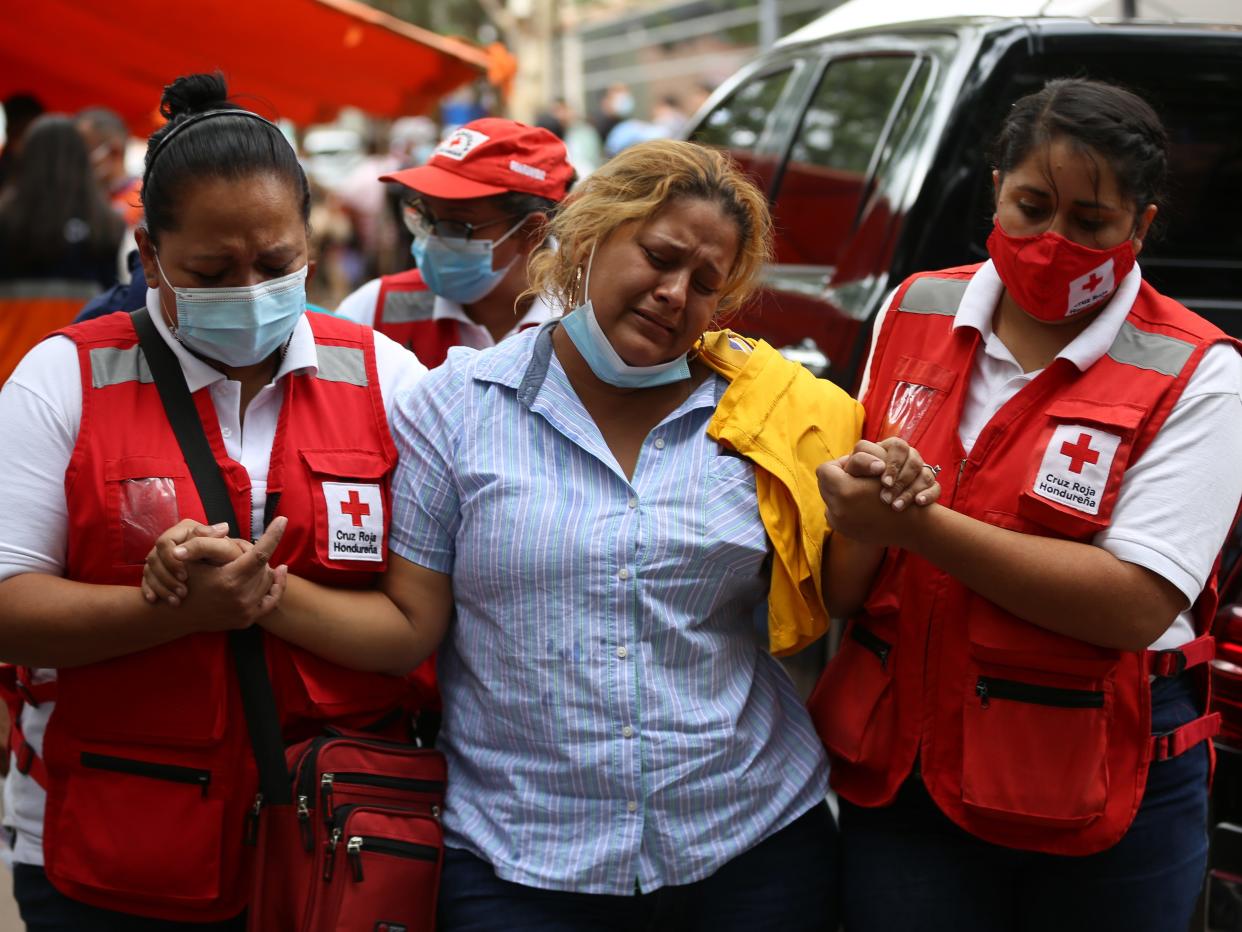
[54,634,228,747]
[875,355,958,445]
[961,650,1114,827]
[103,456,185,566]
[809,615,896,763]
[1017,398,1143,539]
[300,449,392,571]
[48,751,225,903]
[279,641,409,727]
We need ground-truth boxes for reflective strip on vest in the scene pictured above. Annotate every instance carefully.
[89,345,153,388]
[315,344,368,387]
[898,278,968,315]
[1107,320,1195,377]
[381,288,435,324]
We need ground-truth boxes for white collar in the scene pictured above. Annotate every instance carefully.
[144,287,317,393]
[431,292,555,336]
[952,259,1143,372]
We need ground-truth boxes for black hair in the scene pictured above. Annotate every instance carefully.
[142,72,310,243]
[0,114,124,273]
[77,107,129,147]
[497,185,576,247]
[402,185,576,225]
[991,78,1168,220]
[495,175,577,219]
[3,93,44,128]
[533,112,566,140]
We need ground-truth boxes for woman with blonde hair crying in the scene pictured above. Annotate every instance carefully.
[395,138,940,930]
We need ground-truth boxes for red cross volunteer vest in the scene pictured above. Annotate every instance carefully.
[809,265,1236,856]
[38,310,409,921]
[374,268,461,368]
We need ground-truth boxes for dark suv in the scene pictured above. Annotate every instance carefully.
[686,14,1242,389]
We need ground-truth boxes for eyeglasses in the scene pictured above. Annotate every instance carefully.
[402,202,519,243]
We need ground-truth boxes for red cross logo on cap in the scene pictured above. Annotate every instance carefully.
[340,490,371,527]
[1060,433,1100,474]
[1084,272,1104,292]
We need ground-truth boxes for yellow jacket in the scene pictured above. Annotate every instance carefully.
[696,331,864,656]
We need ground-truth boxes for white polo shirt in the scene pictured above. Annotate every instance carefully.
[862,262,1242,651]
[0,289,426,866]
[334,276,553,353]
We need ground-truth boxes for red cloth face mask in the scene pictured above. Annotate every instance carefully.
[986,219,1136,322]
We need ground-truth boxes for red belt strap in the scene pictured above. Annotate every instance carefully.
[15,671,56,706]
[0,666,56,789]
[1147,635,1215,677]
[9,718,47,788]
[1152,712,1221,762]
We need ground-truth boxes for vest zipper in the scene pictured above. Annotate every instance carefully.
[346,834,439,882]
[975,676,1105,710]
[848,624,892,669]
[79,752,211,797]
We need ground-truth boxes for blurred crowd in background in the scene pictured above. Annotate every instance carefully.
[0,79,715,314]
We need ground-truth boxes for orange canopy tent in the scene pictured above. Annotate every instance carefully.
[0,0,517,387]
[0,0,516,131]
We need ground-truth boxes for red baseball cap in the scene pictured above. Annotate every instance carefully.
[380,118,573,202]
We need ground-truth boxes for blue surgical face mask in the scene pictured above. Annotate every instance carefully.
[154,254,307,367]
[410,215,527,305]
[559,248,691,389]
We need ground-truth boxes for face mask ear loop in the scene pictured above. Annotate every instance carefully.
[492,213,532,250]
[151,251,179,336]
[583,244,597,308]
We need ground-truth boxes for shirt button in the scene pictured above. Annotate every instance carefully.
[622,725,634,738]
[653,437,665,450]
[221,427,233,438]
[628,497,638,509]
[627,801,638,813]
[618,568,630,580]
[616,646,628,659]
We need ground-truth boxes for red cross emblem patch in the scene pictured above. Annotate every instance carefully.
[1031,424,1121,515]
[322,481,383,562]
[434,127,489,161]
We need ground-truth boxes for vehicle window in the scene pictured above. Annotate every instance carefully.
[690,68,793,191]
[769,55,916,269]
[869,59,930,188]
[691,68,792,152]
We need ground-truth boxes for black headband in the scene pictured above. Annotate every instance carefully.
[142,108,287,188]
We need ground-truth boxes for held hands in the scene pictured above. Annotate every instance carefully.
[142,517,290,631]
[817,437,941,547]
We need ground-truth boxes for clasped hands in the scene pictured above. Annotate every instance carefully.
[140,516,290,631]
[818,437,941,547]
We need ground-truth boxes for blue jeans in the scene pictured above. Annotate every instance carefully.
[839,673,1209,932]
[11,864,246,931]
[438,803,839,931]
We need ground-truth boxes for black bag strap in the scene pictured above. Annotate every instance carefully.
[131,309,292,804]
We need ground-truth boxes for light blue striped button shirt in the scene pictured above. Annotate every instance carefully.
[389,323,829,895]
